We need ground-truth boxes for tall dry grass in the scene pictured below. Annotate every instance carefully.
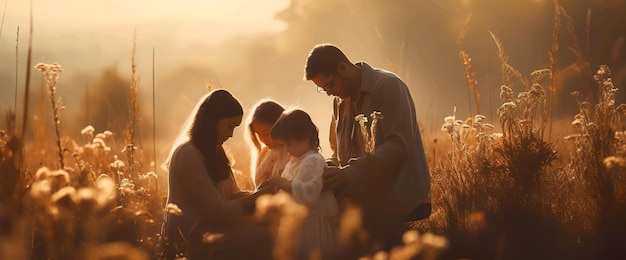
[3,2,626,259]
[416,2,626,259]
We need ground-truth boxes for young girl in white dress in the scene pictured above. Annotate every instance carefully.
[269,109,339,259]
[245,99,290,189]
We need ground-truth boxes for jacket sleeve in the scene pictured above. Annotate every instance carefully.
[345,78,410,182]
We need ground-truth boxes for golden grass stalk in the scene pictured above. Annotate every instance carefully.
[560,4,593,85]
[489,31,529,90]
[35,62,66,169]
[586,8,591,59]
[0,0,7,38]
[547,0,561,140]
[20,0,33,140]
[457,14,480,115]
[14,26,19,133]
[152,46,158,195]
[127,29,139,178]
[0,112,27,209]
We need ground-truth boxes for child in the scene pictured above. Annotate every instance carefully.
[270,109,339,259]
[245,99,290,189]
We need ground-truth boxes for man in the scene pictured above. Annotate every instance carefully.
[304,43,431,225]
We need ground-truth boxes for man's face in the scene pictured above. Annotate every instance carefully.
[312,72,351,99]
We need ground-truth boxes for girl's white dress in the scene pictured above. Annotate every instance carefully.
[254,146,290,188]
[281,150,339,259]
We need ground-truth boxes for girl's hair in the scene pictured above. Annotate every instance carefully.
[165,89,243,183]
[245,99,285,152]
[270,109,320,151]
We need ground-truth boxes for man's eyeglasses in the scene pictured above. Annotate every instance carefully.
[316,74,336,93]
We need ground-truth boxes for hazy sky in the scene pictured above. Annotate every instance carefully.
[2,0,625,182]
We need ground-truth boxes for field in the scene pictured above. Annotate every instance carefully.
[2,1,626,260]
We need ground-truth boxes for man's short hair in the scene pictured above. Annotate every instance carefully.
[304,44,352,80]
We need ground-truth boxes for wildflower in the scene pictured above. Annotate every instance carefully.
[35,166,51,180]
[51,186,77,208]
[571,119,583,129]
[145,171,158,179]
[355,112,384,155]
[30,179,52,200]
[564,134,582,141]
[571,91,581,98]
[203,233,225,244]
[119,178,135,191]
[103,130,113,138]
[49,169,70,187]
[596,65,611,79]
[603,156,625,169]
[517,91,529,100]
[122,144,137,154]
[166,203,183,216]
[81,125,95,136]
[96,175,116,205]
[76,187,98,210]
[421,232,448,250]
[530,84,545,99]
[402,230,420,244]
[372,251,389,260]
[110,155,126,169]
[580,102,592,111]
[92,137,106,148]
[369,111,384,153]
[499,85,514,102]
[34,62,64,82]
[500,101,517,110]
[339,205,368,248]
[531,68,551,82]
[441,122,454,134]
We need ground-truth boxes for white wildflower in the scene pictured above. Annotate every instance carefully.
[203,233,225,244]
[96,175,116,205]
[103,131,113,138]
[166,203,183,216]
[81,125,95,136]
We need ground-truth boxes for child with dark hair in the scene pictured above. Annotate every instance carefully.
[244,99,290,189]
[270,109,339,259]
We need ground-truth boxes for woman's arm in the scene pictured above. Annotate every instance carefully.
[171,144,243,226]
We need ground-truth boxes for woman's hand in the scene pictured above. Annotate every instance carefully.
[257,180,273,190]
[256,181,278,195]
[269,176,291,193]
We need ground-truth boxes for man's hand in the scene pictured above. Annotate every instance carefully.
[322,166,348,191]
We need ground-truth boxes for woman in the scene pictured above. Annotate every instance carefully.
[161,89,274,259]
